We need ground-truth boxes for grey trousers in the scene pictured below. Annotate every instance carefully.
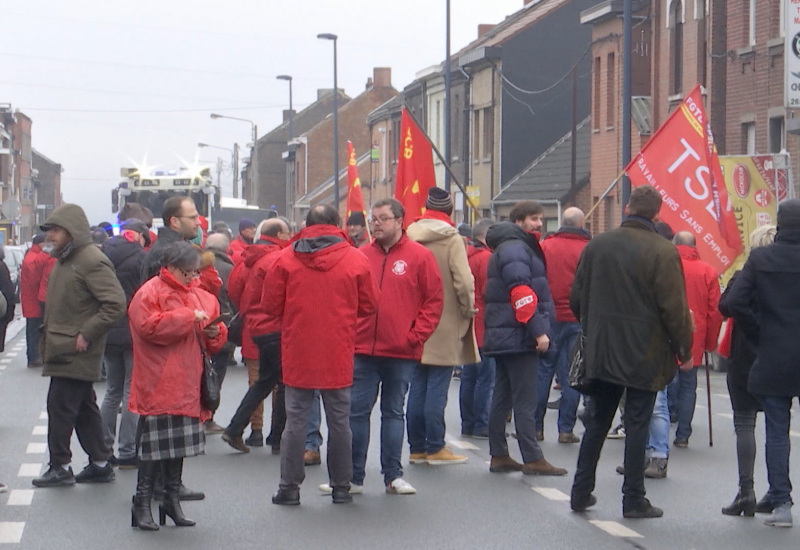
[280,386,352,491]
[99,346,138,459]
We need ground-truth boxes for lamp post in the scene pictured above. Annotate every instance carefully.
[198,142,238,198]
[277,75,294,219]
[317,33,340,210]
[210,113,258,205]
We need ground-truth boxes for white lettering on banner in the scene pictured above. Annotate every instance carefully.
[679,210,704,234]
[683,96,704,126]
[702,233,731,266]
[657,187,680,211]
[514,295,534,309]
[667,139,701,174]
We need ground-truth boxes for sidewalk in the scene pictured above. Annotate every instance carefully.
[5,314,25,347]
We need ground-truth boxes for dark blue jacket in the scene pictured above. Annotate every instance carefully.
[102,235,145,347]
[483,222,554,356]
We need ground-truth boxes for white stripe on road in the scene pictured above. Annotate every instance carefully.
[31,426,47,436]
[445,438,479,451]
[589,520,644,538]
[0,359,11,364]
[4,353,17,357]
[0,523,25,543]
[6,490,34,506]
[531,487,570,501]
[18,464,42,477]
[25,443,46,454]
[39,412,47,420]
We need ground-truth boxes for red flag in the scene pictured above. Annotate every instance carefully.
[626,84,743,275]
[394,108,436,228]
[345,141,367,220]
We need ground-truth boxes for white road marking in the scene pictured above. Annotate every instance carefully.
[25,443,47,454]
[531,487,570,501]
[4,353,18,357]
[0,522,25,543]
[31,426,47,436]
[589,520,644,538]
[39,412,47,420]
[18,464,42,477]
[0,359,12,364]
[6,490,34,506]
[445,437,479,450]
[0,366,5,370]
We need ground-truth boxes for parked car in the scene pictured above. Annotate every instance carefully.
[3,245,27,304]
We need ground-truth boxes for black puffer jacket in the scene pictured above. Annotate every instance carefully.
[102,235,146,347]
[482,222,555,356]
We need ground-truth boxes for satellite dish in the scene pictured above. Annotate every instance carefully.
[1,199,22,221]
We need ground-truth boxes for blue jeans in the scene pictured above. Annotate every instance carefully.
[407,364,454,454]
[350,356,416,485]
[99,345,138,459]
[305,391,323,452]
[25,317,42,364]
[535,321,581,434]
[759,395,795,507]
[459,354,495,436]
[668,368,698,441]
[647,389,670,459]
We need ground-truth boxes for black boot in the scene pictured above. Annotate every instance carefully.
[755,493,774,514]
[131,460,159,531]
[158,459,196,527]
[721,488,756,517]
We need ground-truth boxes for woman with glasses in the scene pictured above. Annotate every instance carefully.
[127,241,227,531]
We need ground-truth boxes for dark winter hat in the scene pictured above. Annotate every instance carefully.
[32,233,46,245]
[426,187,453,214]
[239,218,256,232]
[777,199,800,229]
[121,218,152,246]
[346,211,366,227]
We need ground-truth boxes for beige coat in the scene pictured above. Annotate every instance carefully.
[406,218,479,366]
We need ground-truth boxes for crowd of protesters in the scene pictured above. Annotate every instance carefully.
[8,184,800,531]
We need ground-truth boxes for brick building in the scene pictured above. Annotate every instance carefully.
[32,149,63,229]
[291,68,397,221]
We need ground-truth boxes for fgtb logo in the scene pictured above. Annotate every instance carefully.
[392,260,407,275]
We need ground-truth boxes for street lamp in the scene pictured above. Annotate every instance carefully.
[210,113,258,205]
[317,33,340,210]
[198,142,238,199]
[276,74,294,221]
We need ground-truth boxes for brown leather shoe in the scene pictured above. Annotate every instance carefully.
[558,432,581,444]
[303,450,322,466]
[522,458,568,476]
[489,455,523,473]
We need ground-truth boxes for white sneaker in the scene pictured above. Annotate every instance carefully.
[385,478,416,495]
[318,482,363,494]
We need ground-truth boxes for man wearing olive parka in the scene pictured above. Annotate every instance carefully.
[32,204,126,488]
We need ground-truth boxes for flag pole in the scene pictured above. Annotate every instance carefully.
[705,351,714,447]
[402,106,482,218]
[585,169,626,218]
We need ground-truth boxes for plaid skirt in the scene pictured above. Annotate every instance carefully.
[137,415,205,461]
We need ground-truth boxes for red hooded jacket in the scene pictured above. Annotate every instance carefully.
[240,237,288,343]
[20,244,49,318]
[228,242,276,359]
[128,268,227,421]
[355,234,443,360]
[264,225,378,389]
[467,243,491,348]
[677,244,722,366]
[37,255,57,304]
[540,229,591,323]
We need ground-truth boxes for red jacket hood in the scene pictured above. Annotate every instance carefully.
[291,225,351,272]
[677,244,701,261]
[241,243,273,268]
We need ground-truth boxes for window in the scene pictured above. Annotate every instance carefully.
[670,1,683,95]
[593,56,601,130]
[482,107,494,159]
[473,109,481,162]
[606,53,615,129]
[769,117,785,153]
[742,122,756,154]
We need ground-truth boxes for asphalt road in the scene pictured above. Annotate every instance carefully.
[1,322,799,549]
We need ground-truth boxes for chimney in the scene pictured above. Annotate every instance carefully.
[317,88,334,100]
[282,109,295,123]
[478,24,496,38]
[365,77,373,90]
[373,67,392,88]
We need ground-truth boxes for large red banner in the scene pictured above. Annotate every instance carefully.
[394,108,436,228]
[626,84,743,274]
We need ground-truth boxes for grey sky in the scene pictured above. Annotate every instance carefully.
[3,0,524,224]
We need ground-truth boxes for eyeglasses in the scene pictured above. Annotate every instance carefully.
[179,268,201,279]
[370,216,398,224]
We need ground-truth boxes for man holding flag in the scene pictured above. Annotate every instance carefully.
[345,141,370,247]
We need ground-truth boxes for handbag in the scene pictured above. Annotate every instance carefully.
[197,327,221,411]
[568,329,599,395]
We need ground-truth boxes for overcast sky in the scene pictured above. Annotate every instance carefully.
[3,0,526,224]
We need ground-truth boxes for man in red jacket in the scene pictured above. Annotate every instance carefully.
[228,218,256,263]
[319,198,443,497]
[669,231,722,448]
[536,207,591,443]
[459,218,496,440]
[20,234,49,367]
[265,205,378,506]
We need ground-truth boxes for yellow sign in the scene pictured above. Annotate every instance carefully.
[465,185,480,207]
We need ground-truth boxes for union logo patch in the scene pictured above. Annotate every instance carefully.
[392,260,407,275]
